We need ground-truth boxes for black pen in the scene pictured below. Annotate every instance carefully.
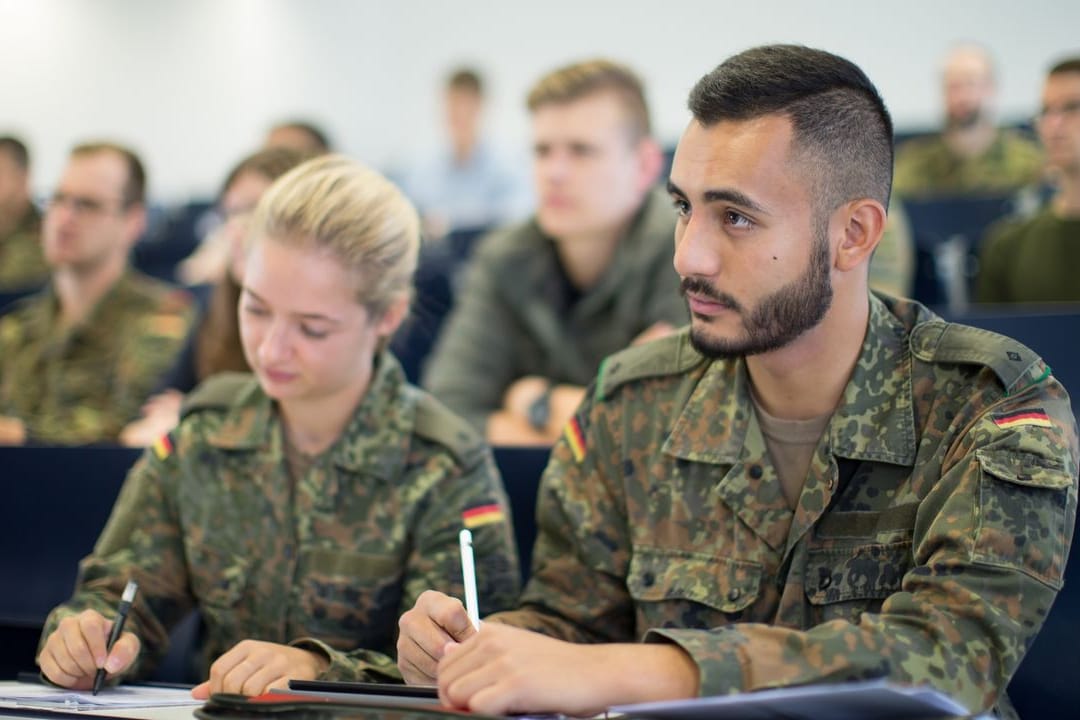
[92,580,138,696]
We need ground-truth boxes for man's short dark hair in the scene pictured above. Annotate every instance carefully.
[71,141,146,208]
[0,136,29,171]
[1049,57,1080,77]
[688,45,893,213]
[447,68,484,96]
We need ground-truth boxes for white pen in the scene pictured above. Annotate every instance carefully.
[459,528,480,630]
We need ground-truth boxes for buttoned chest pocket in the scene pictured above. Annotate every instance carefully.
[805,541,912,623]
[628,546,762,632]
[297,548,405,652]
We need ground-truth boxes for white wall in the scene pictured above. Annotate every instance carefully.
[1,0,1078,201]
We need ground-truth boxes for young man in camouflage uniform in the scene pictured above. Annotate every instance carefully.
[0,142,195,444]
[397,45,1079,718]
[423,59,687,446]
[0,136,48,292]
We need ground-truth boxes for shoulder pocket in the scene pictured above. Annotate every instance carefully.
[974,448,1074,588]
[628,546,761,615]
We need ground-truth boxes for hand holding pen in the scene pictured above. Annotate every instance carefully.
[92,580,139,694]
[37,580,142,691]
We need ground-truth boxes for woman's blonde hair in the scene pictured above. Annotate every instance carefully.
[250,154,420,319]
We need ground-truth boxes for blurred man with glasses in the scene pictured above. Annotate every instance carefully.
[0,142,195,444]
[977,57,1080,303]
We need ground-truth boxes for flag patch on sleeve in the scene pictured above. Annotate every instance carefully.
[463,503,505,529]
[992,408,1053,430]
[152,434,174,460]
[564,416,586,463]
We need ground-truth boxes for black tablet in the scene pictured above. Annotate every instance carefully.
[287,680,439,699]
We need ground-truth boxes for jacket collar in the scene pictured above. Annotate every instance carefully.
[664,293,917,468]
[207,352,416,481]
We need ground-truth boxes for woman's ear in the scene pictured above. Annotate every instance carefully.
[376,293,411,338]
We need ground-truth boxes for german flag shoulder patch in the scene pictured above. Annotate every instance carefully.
[992,408,1054,430]
[563,416,586,463]
[152,433,175,461]
[462,503,505,529]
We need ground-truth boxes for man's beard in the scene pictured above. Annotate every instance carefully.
[947,106,984,130]
[683,228,833,359]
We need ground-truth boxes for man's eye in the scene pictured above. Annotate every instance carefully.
[671,199,690,218]
[300,325,328,339]
[725,210,753,229]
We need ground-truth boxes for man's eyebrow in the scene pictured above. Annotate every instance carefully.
[666,180,769,215]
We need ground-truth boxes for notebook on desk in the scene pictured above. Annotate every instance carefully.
[610,679,980,720]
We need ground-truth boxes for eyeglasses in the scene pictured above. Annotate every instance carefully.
[47,192,126,216]
[1036,99,1080,122]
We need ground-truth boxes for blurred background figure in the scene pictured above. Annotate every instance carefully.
[0,142,195,445]
[264,119,332,155]
[894,43,1044,197]
[400,67,531,240]
[423,59,686,446]
[977,56,1080,303]
[0,136,48,294]
[121,147,308,446]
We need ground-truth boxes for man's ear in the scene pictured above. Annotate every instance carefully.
[122,204,148,252]
[635,137,664,192]
[834,198,887,272]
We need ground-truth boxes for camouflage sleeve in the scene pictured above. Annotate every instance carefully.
[38,441,196,681]
[488,383,638,642]
[647,372,1078,712]
[292,442,520,681]
[421,241,522,432]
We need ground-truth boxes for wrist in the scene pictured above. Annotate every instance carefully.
[526,382,554,431]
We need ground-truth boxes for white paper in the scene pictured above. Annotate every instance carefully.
[0,684,201,711]
[609,679,973,720]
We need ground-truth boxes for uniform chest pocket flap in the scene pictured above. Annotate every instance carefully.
[975,447,1074,588]
[628,546,761,614]
[805,541,911,606]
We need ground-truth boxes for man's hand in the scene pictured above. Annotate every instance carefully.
[0,415,27,445]
[37,609,140,689]
[436,623,700,716]
[191,640,328,699]
[397,590,478,684]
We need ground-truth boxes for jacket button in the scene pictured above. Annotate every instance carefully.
[820,575,832,589]
[727,587,741,601]
[642,572,655,587]
[748,464,763,479]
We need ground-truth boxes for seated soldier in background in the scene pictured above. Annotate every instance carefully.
[0,142,195,445]
[423,59,688,445]
[977,56,1080,303]
[0,136,48,293]
[894,43,1044,198]
[400,67,531,239]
